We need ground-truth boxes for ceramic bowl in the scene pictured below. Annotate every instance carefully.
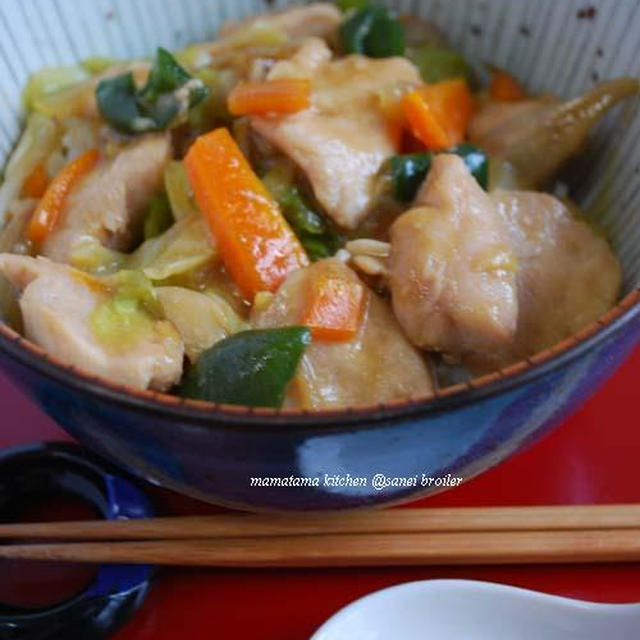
[1,0,639,510]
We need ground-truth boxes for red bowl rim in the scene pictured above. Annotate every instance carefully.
[0,289,638,431]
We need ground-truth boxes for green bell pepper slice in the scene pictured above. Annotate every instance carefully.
[180,327,312,408]
[390,144,489,202]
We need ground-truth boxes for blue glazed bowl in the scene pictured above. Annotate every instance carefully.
[1,0,639,511]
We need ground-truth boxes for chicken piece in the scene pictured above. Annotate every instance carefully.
[491,190,621,362]
[267,36,332,80]
[42,133,171,265]
[0,254,183,391]
[252,39,421,229]
[252,259,434,409]
[470,78,639,188]
[219,3,342,42]
[389,155,518,371]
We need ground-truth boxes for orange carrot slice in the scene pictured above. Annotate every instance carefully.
[402,79,474,151]
[228,79,312,116]
[490,68,527,101]
[21,163,49,199]
[184,128,309,300]
[300,274,366,342]
[26,149,99,245]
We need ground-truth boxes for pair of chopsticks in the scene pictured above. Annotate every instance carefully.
[1,504,639,567]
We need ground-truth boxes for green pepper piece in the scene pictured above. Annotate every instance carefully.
[451,144,489,191]
[143,192,174,240]
[180,327,311,408]
[278,185,342,261]
[263,168,342,262]
[96,48,209,134]
[390,145,489,202]
[405,46,469,83]
[279,186,326,236]
[95,72,145,134]
[138,48,209,127]
[390,153,433,203]
[339,7,405,58]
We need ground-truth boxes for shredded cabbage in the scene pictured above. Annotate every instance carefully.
[23,66,93,119]
[128,214,216,281]
[156,286,247,362]
[69,237,126,275]
[0,113,58,229]
[89,270,163,351]
[164,161,199,220]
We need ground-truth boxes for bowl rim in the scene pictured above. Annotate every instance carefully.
[1,288,638,431]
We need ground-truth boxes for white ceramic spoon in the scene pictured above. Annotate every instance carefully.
[310,580,640,640]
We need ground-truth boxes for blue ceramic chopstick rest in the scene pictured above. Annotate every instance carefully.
[0,442,153,639]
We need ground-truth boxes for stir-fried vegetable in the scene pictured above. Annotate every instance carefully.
[164,161,200,221]
[405,46,469,84]
[390,144,489,202]
[20,164,49,200]
[157,287,247,362]
[1,2,635,406]
[228,79,312,116]
[184,128,309,299]
[25,148,99,245]
[0,113,59,224]
[130,214,216,282]
[402,79,474,151]
[279,187,341,261]
[262,165,342,261]
[69,237,126,275]
[23,65,91,118]
[301,273,366,341]
[96,48,209,134]
[489,67,527,102]
[180,327,311,407]
[339,6,405,58]
[90,270,163,351]
[188,67,237,130]
[143,192,173,240]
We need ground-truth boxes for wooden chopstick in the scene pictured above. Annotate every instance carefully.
[0,504,639,541]
[1,529,640,567]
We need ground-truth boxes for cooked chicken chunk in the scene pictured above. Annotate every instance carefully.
[219,3,342,42]
[492,190,622,362]
[470,78,639,188]
[0,254,183,391]
[389,155,519,371]
[42,133,171,265]
[252,39,421,229]
[267,36,332,80]
[252,259,434,409]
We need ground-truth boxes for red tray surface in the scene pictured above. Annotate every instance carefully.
[2,348,640,639]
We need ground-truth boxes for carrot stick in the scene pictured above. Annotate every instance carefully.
[300,274,366,341]
[228,79,312,116]
[490,68,527,101]
[26,149,99,245]
[184,128,309,299]
[402,79,474,151]
[20,163,49,199]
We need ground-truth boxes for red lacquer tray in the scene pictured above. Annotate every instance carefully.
[2,348,640,639]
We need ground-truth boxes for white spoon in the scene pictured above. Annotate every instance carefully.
[311,580,640,640]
